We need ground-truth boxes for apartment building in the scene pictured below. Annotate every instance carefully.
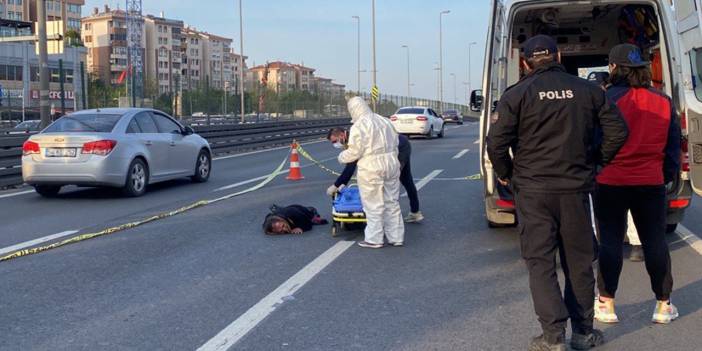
[81,5,144,85]
[181,26,203,91]
[248,61,316,94]
[226,49,247,94]
[144,14,183,95]
[0,0,30,21]
[198,31,232,90]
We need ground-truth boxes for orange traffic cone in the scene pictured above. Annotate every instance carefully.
[286,140,304,181]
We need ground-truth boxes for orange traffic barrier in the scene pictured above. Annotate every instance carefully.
[286,140,305,180]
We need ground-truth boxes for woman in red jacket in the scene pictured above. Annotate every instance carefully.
[594,44,681,325]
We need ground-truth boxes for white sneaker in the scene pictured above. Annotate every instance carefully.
[404,211,424,223]
[357,241,384,249]
[652,301,679,324]
[389,242,404,247]
[594,297,619,323]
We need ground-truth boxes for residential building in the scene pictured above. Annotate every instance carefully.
[81,5,144,85]
[27,0,84,33]
[0,41,87,116]
[144,14,183,95]
[181,26,203,91]
[226,49,247,94]
[313,76,332,96]
[0,0,30,22]
[248,61,310,94]
[199,31,232,90]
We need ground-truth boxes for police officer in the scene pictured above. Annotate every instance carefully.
[487,35,628,351]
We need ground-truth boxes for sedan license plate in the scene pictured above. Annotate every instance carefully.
[45,148,77,158]
[401,119,414,124]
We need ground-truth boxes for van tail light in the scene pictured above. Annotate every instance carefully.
[669,198,690,209]
[496,199,515,209]
[390,115,398,121]
[681,137,690,172]
[416,116,428,121]
[22,141,40,156]
[82,140,117,156]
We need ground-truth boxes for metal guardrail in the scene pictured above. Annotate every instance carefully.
[0,118,351,188]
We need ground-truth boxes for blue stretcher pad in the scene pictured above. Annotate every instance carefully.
[333,186,364,213]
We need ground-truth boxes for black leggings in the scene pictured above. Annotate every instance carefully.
[594,184,673,301]
[400,158,419,213]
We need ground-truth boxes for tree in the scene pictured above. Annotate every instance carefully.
[64,29,83,47]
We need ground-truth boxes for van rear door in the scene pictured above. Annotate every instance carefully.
[674,0,702,195]
[479,0,506,195]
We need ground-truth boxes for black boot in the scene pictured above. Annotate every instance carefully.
[571,329,605,350]
[528,335,566,351]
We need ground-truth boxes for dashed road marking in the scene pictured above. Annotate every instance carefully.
[452,149,470,159]
[196,241,355,351]
[403,169,443,197]
[676,224,702,256]
[213,156,338,192]
[473,139,480,144]
[0,189,34,199]
[0,230,79,256]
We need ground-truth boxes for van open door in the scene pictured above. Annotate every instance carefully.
[480,0,514,226]
[675,0,702,195]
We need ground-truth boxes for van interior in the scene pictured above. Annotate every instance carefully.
[506,2,670,95]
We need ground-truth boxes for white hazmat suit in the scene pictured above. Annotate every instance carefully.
[339,97,405,245]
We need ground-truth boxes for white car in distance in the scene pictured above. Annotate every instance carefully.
[389,106,445,138]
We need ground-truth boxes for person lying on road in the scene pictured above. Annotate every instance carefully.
[263,205,328,235]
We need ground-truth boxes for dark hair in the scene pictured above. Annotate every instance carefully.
[609,65,652,88]
[525,53,558,69]
[326,128,346,140]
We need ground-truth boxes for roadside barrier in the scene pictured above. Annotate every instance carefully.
[0,155,290,263]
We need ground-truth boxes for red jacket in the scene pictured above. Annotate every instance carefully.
[597,85,680,186]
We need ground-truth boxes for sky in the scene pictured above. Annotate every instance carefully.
[83,0,491,103]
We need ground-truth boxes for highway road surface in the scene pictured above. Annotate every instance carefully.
[1,123,701,350]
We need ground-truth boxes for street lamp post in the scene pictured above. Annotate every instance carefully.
[439,10,450,113]
[468,41,477,101]
[450,73,457,105]
[352,15,361,95]
[371,0,377,111]
[239,0,245,123]
[401,45,410,97]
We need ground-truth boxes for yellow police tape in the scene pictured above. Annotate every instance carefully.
[0,155,289,263]
[296,144,482,181]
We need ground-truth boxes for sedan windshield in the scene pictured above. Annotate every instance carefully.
[43,114,122,133]
[396,108,425,115]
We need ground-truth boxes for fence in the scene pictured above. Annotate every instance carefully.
[359,92,471,117]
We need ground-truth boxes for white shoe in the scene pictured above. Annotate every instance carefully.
[652,300,679,324]
[404,211,424,223]
[594,297,619,323]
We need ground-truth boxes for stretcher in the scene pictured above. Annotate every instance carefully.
[331,185,366,237]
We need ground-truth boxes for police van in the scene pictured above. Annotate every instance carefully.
[476,0,693,229]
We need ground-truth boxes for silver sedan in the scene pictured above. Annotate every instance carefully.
[22,108,212,197]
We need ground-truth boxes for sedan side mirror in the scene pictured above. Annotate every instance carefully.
[183,126,195,135]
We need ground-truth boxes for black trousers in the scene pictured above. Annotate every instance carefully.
[594,184,673,301]
[515,191,597,344]
[399,157,419,213]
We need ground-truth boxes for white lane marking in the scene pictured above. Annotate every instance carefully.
[452,149,470,159]
[213,140,326,161]
[213,156,337,192]
[197,241,355,351]
[675,224,702,256]
[403,169,443,197]
[0,189,34,199]
[0,230,79,255]
[473,139,480,144]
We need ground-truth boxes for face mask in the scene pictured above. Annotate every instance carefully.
[333,142,344,149]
